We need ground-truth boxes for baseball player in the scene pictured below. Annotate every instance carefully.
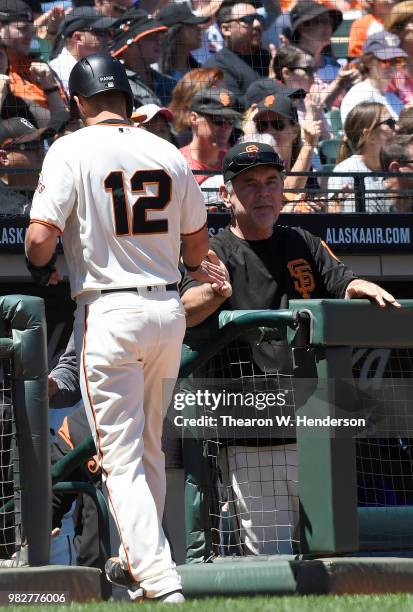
[25,52,215,602]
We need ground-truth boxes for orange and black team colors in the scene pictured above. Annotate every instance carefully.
[29,54,208,602]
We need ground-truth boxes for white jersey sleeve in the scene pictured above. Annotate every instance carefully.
[30,138,76,232]
[179,159,207,236]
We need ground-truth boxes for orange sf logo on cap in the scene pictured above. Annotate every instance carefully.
[264,95,275,107]
[219,92,231,106]
[245,144,259,154]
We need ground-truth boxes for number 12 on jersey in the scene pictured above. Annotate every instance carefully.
[104,169,171,236]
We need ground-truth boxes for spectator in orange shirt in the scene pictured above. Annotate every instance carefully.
[0,0,68,130]
[348,0,397,58]
[386,0,413,104]
[180,87,240,185]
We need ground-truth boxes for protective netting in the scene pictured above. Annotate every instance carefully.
[179,335,413,558]
[0,358,19,562]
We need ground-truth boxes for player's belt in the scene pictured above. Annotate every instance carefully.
[101,283,178,295]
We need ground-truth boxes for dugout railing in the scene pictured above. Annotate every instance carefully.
[0,295,49,567]
[49,302,413,564]
[174,301,413,565]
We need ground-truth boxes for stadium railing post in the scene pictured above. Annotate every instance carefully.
[0,295,50,566]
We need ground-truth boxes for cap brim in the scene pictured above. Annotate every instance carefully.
[292,6,342,33]
[372,48,409,59]
[111,23,167,56]
[92,16,117,30]
[225,160,284,182]
[132,107,174,123]
[181,15,209,24]
[255,105,296,123]
[194,105,241,119]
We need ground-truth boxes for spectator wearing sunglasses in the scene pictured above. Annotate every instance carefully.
[386,1,413,105]
[328,101,395,212]
[49,8,116,94]
[242,93,321,199]
[341,31,407,125]
[348,0,397,58]
[204,0,271,101]
[180,87,241,185]
[169,67,225,147]
[285,1,359,111]
[270,44,331,141]
[380,134,413,212]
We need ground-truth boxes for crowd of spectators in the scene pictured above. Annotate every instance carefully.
[1,0,413,213]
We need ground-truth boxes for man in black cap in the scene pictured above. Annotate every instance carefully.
[181,140,398,326]
[0,116,45,213]
[205,0,271,100]
[50,8,116,93]
[110,9,176,107]
[0,0,69,129]
[180,140,400,555]
[180,87,241,185]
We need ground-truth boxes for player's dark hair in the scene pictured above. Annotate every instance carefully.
[337,101,384,164]
[380,134,413,170]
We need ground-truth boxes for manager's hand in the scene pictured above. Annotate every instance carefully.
[345,279,401,308]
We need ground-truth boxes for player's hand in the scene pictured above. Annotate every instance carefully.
[345,279,401,308]
[47,268,63,286]
[30,62,56,90]
[190,250,232,297]
[205,249,232,298]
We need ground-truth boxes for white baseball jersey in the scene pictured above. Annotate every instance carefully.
[30,122,207,298]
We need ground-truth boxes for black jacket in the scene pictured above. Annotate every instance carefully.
[205,46,271,105]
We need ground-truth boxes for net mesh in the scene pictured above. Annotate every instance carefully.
[0,358,19,562]
[181,333,413,558]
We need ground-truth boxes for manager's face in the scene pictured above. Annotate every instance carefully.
[222,165,284,237]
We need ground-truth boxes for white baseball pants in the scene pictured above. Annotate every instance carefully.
[219,444,299,555]
[73,288,186,598]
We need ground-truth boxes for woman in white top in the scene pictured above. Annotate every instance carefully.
[341,30,407,125]
[328,101,396,212]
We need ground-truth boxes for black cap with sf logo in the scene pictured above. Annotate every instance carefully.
[222,141,285,183]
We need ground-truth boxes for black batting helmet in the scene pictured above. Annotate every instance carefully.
[68,52,134,118]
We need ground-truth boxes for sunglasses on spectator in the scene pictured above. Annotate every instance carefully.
[227,151,285,170]
[255,118,295,132]
[378,57,406,68]
[374,117,397,130]
[290,66,315,77]
[201,114,235,126]
[226,14,265,26]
